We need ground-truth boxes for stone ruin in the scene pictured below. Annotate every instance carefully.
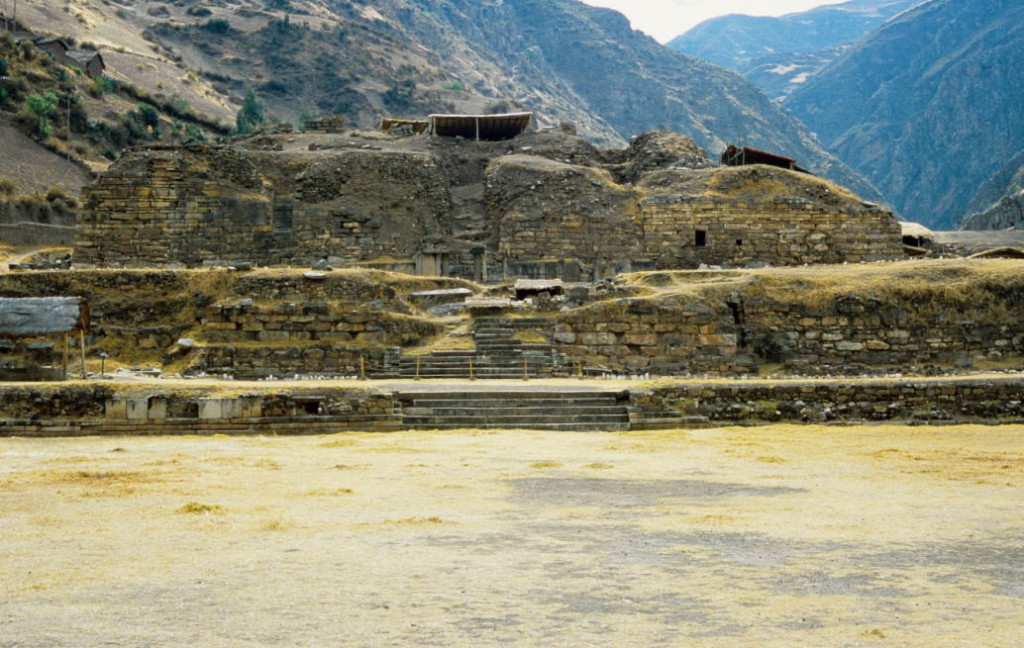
[75,129,903,277]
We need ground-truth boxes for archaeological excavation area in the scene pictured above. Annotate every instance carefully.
[2,127,1024,648]
[2,256,1024,432]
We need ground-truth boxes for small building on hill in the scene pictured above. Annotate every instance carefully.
[721,144,810,174]
[34,36,73,59]
[67,50,105,79]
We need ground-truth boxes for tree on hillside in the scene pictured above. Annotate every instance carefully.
[235,88,265,135]
[23,91,58,139]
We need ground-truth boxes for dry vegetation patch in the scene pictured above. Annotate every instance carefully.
[2,425,1022,646]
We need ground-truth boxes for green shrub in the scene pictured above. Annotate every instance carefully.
[92,76,119,96]
[22,91,59,139]
[0,177,16,196]
[45,185,68,202]
[235,87,265,135]
[203,19,231,35]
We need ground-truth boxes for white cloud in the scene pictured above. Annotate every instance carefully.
[580,0,846,43]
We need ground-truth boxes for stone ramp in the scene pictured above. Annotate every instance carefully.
[398,389,631,431]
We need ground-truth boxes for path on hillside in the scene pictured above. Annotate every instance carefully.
[0,247,46,272]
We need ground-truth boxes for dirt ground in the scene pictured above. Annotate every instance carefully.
[1,424,1022,647]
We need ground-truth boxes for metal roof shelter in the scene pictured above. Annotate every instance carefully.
[429,112,533,141]
[721,144,811,174]
[0,297,90,379]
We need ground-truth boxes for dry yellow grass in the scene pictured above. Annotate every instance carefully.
[1,425,1022,646]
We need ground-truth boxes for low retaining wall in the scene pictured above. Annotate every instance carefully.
[0,384,400,436]
[631,375,1024,424]
[1,376,1022,436]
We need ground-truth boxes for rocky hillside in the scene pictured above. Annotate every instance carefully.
[667,0,917,99]
[0,27,227,198]
[4,0,877,201]
[961,153,1024,229]
[785,0,1024,229]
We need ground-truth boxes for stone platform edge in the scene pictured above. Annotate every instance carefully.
[1,375,1023,436]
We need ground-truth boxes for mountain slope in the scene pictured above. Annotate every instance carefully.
[667,0,918,70]
[961,153,1024,229]
[8,0,878,201]
[786,0,1024,229]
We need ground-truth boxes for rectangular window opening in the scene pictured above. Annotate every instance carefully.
[695,230,707,247]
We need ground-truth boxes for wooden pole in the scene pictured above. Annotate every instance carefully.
[359,355,365,380]
[468,357,474,381]
[523,357,528,381]
[415,357,421,381]
[79,329,86,378]
[62,332,68,380]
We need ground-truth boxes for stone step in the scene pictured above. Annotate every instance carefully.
[629,415,710,430]
[403,414,630,427]
[400,390,623,400]
[400,420,630,431]
[399,374,556,380]
[397,356,552,366]
[404,406,628,419]
[397,372,561,380]
[403,394,622,405]
[475,317,554,326]
[397,390,629,430]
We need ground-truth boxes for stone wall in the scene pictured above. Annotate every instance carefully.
[187,297,436,377]
[485,157,902,272]
[640,196,903,268]
[485,155,643,263]
[190,344,399,379]
[197,300,441,345]
[76,147,451,268]
[2,376,1023,437]
[0,198,76,246]
[739,289,1024,371]
[0,384,400,435]
[554,294,744,375]
[554,264,1024,375]
[0,269,465,376]
[630,376,1024,424]
[76,138,904,274]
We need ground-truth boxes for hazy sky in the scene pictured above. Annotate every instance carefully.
[580,0,845,43]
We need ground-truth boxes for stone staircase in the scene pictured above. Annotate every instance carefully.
[398,390,631,430]
[392,317,569,379]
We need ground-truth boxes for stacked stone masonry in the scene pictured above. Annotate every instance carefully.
[553,272,1024,375]
[77,148,450,268]
[641,196,903,267]
[2,377,1023,437]
[76,137,903,274]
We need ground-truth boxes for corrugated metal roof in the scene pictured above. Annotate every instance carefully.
[721,144,810,174]
[0,297,89,338]
[429,112,532,141]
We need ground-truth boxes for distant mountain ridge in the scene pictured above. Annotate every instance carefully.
[667,0,919,99]
[785,0,1024,229]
